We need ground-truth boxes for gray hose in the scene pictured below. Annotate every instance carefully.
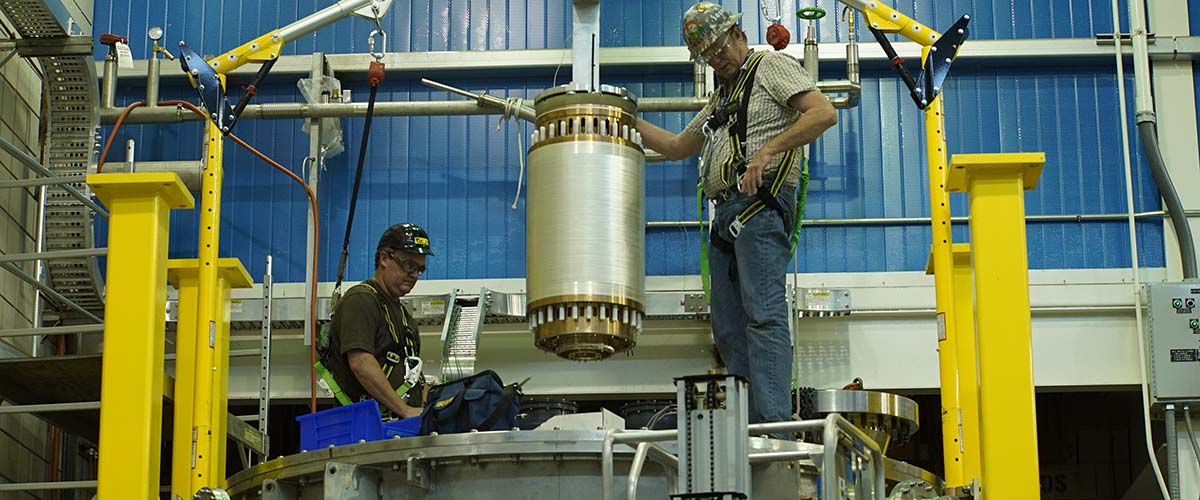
[1139,122,1198,279]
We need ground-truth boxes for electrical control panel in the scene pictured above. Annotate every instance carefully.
[1145,282,1200,404]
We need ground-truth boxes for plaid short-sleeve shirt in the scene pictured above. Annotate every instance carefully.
[684,51,818,198]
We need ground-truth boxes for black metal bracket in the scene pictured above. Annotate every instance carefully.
[178,42,232,129]
[869,14,971,109]
[178,42,276,134]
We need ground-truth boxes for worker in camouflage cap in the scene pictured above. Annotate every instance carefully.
[683,2,744,62]
[635,1,839,429]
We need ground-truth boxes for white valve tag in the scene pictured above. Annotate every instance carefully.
[115,42,134,68]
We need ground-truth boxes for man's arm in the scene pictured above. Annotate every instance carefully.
[740,90,838,196]
[636,119,705,161]
[347,350,421,418]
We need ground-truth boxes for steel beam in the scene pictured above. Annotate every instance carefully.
[0,261,102,323]
[0,134,107,217]
[0,176,85,189]
[0,36,93,57]
[0,401,101,414]
[0,248,106,263]
[100,37,1200,83]
[0,49,15,69]
[0,324,104,338]
[646,210,1196,228]
[0,481,99,492]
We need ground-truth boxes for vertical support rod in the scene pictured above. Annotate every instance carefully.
[210,271,233,484]
[101,55,117,109]
[90,173,192,500]
[30,185,47,357]
[924,84,966,488]
[190,112,226,494]
[953,154,1045,499]
[950,244,982,489]
[258,256,273,461]
[208,261,252,482]
[304,53,324,349]
[821,414,838,499]
[571,0,601,91]
[168,261,200,500]
[147,49,161,108]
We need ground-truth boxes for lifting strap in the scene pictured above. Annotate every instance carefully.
[333,60,386,303]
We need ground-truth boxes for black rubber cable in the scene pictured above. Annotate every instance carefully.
[334,77,383,294]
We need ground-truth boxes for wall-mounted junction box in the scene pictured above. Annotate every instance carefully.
[1144,282,1200,404]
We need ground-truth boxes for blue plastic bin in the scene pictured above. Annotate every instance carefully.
[382,416,421,438]
[296,400,383,451]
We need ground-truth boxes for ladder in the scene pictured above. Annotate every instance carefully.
[439,288,490,382]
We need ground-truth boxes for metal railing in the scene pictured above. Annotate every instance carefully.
[603,413,889,500]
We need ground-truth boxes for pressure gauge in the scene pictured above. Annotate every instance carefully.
[148,26,163,41]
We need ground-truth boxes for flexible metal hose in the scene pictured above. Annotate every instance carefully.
[1138,122,1198,279]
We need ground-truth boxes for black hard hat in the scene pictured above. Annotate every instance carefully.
[378,223,434,256]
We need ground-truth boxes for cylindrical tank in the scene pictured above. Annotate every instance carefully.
[526,85,645,361]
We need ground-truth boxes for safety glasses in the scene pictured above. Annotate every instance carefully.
[697,30,735,65]
[388,252,426,275]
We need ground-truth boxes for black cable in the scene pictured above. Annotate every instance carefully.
[334,78,382,294]
[869,27,925,108]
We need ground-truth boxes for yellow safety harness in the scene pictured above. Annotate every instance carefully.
[314,281,421,406]
[698,50,809,297]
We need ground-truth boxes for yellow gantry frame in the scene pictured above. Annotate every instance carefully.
[847,0,983,491]
[173,34,282,494]
[844,1,1044,496]
[90,173,194,500]
[948,153,1045,500]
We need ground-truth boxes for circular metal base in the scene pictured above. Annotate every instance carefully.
[814,390,920,454]
[224,429,943,499]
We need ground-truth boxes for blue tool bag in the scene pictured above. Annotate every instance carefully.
[419,370,520,435]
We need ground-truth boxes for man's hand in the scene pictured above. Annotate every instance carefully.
[348,350,419,419]
[741,150,775,197]
[397,400,422,419]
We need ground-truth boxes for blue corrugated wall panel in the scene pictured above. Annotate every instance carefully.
[95,0,1167,283]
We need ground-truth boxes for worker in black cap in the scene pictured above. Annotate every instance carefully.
[315,223,434,418]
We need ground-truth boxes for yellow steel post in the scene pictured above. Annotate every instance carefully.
[948,153,1045,499]
[89,173,193,500]
[167,261,199,500]
[950,244,982,489]
[190,116,226,494]
[211,259,253,484]
[921,76,969,490]
[169,258,251,492]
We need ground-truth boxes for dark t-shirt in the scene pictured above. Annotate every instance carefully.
[325,280,421,402]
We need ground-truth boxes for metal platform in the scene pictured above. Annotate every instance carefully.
[223,429,942,499]
[0,355,263,455]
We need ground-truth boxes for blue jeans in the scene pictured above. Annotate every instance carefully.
[708,185,796,425]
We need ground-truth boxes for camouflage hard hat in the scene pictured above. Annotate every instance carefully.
[683,2,743,61]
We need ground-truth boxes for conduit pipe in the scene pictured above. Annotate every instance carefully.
[1128,0,1197,279]
[101,82,859,125]
[1113,1,1173,499]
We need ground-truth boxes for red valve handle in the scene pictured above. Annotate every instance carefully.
[99,33,128,46]
[766,23,790,50]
